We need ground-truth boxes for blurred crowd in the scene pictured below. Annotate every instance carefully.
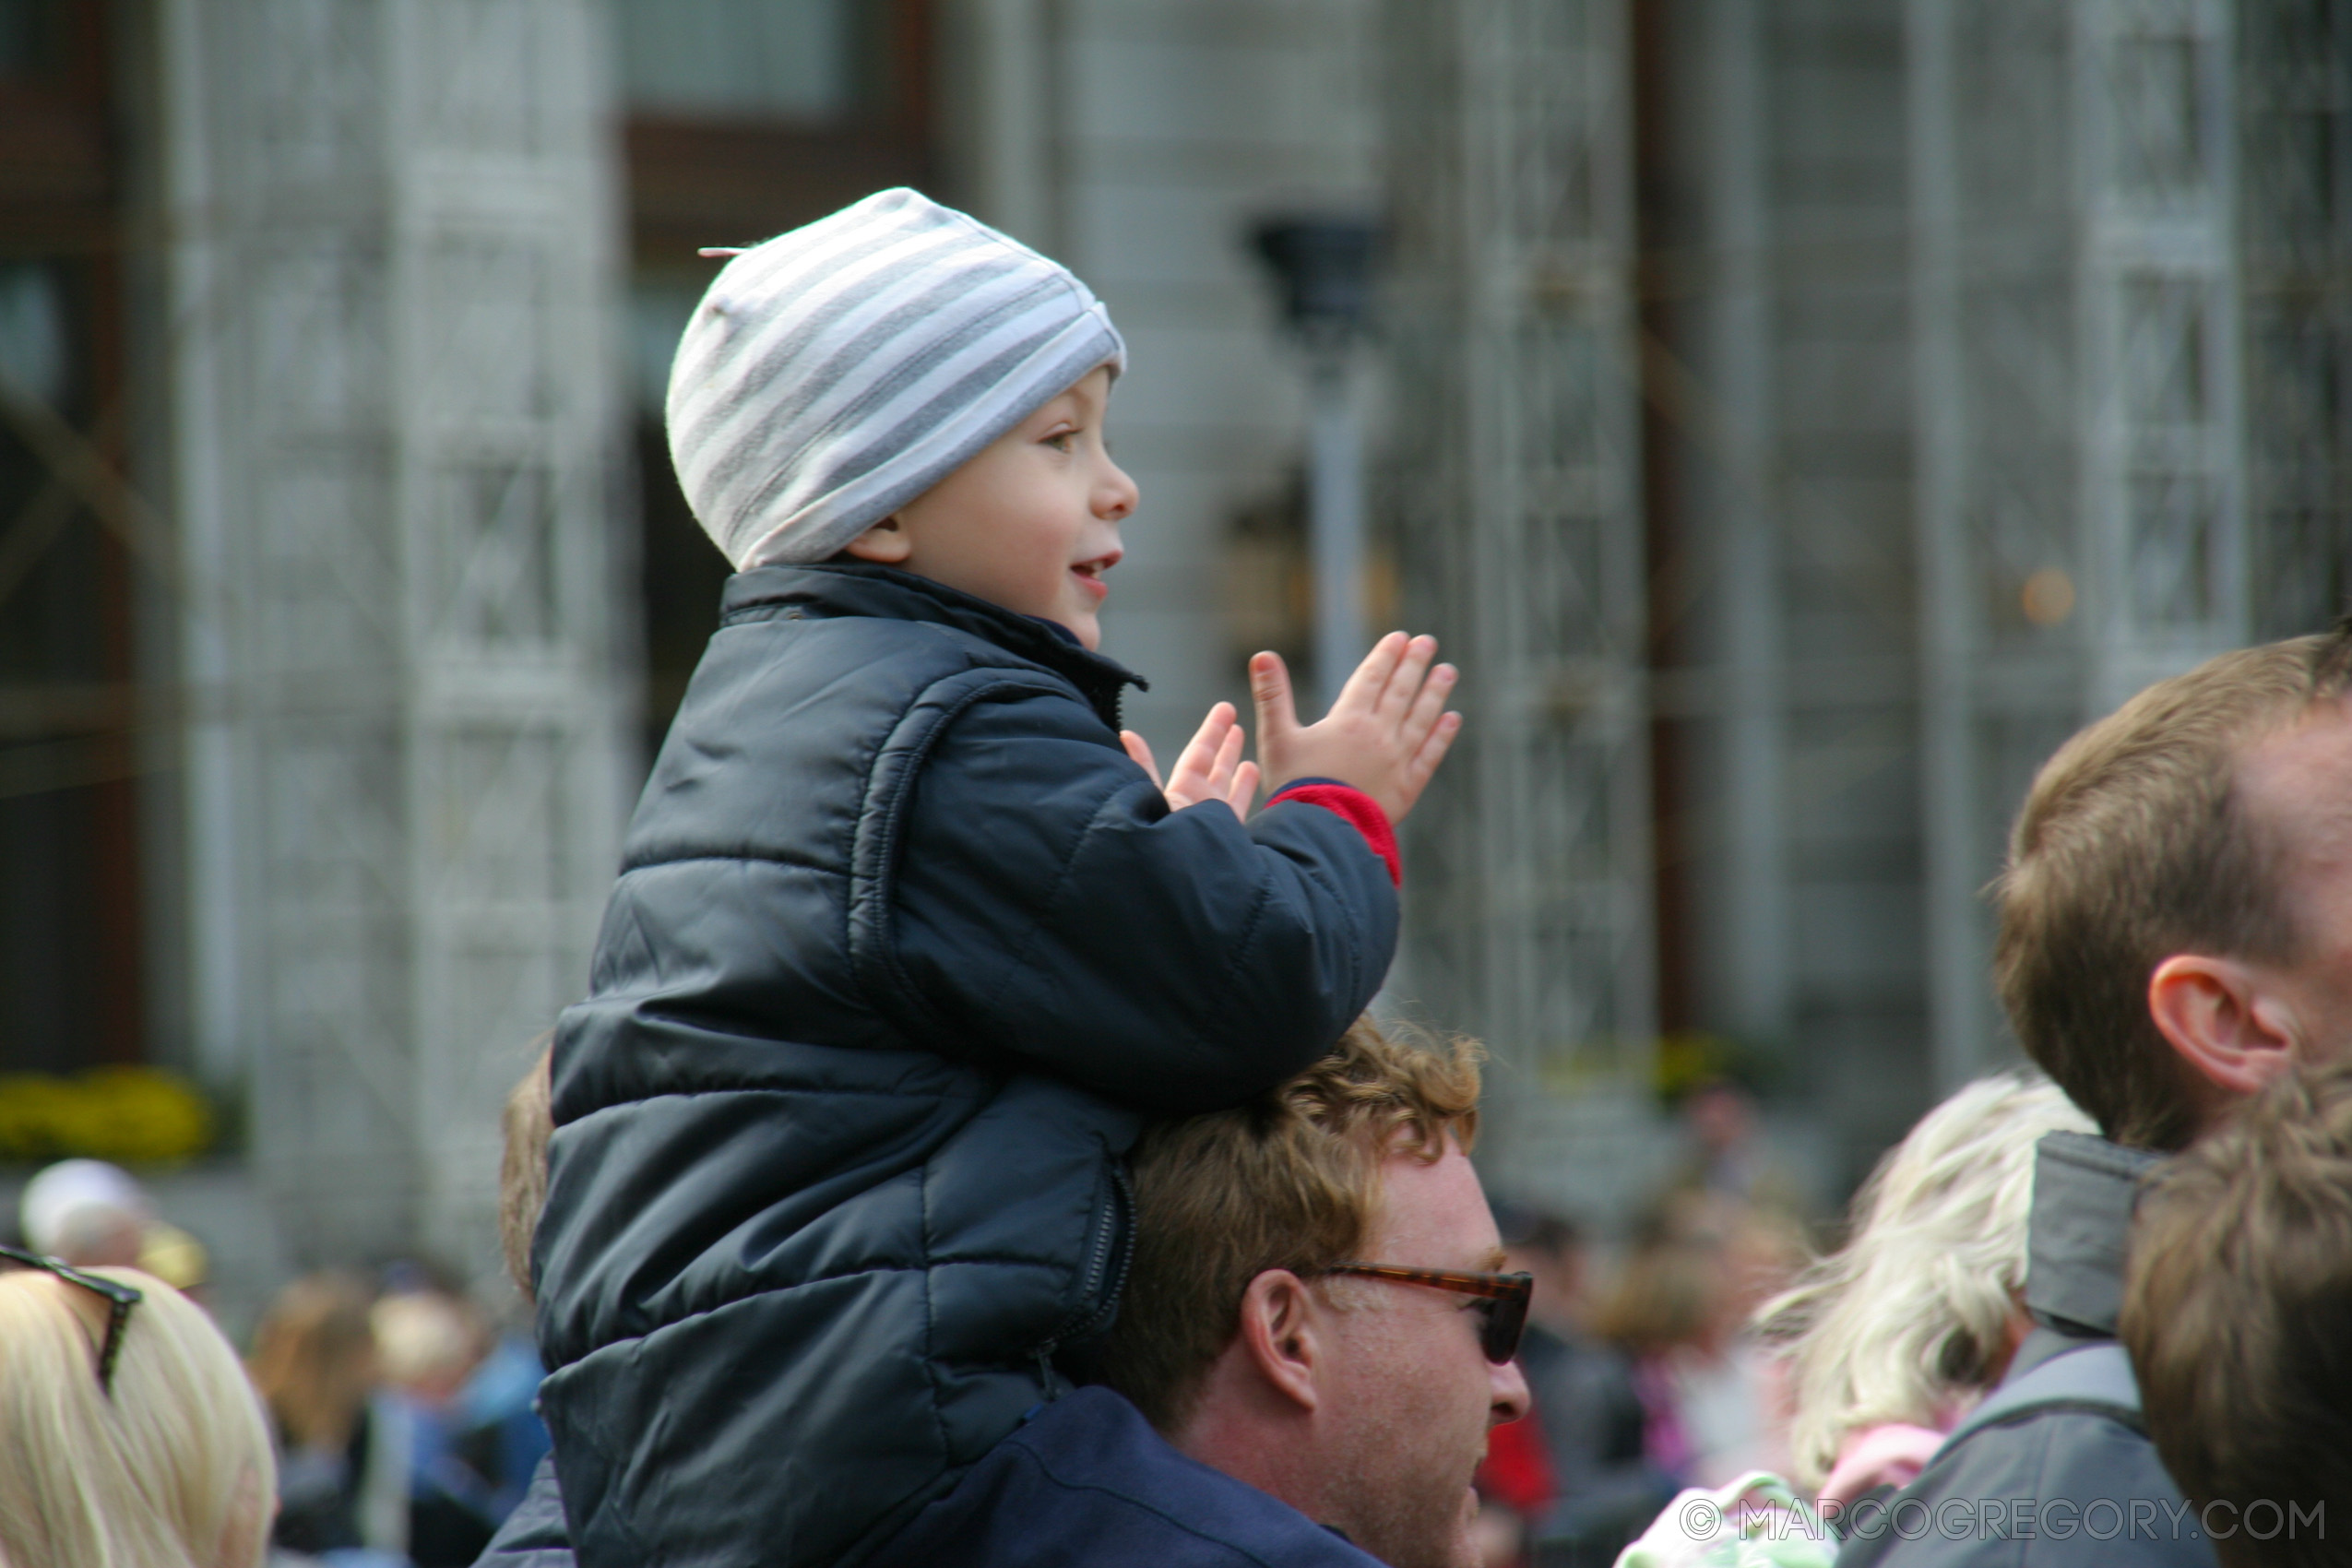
[1468,1074,2097,1568]
[6,1156,547,1568]
[1472,1081,1813,1568]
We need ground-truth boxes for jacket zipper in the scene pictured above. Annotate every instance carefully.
[1031,1161,1135,1396]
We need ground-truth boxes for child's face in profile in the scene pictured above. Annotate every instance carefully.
[843,367,1136,649]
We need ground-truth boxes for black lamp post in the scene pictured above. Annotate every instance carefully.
[1250,215,1384,707]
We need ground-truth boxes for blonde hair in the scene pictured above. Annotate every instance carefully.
[0,1267,276,1568]
[1097,1018,1482,1431]
[1754,1072,2094,1489]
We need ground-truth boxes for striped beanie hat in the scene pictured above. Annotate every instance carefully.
[669,188,1128,571]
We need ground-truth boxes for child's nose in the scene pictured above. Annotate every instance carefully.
[1096,459,1139,521]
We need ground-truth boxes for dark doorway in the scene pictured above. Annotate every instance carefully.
[0,0,139,1072]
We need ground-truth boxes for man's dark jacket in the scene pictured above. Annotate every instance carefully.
[532,563,1398,1568]
[1836,1133,2215,1568]
[477,1390,1384,1568]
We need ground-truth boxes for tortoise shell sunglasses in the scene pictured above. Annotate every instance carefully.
[1319,1263,1534,1363]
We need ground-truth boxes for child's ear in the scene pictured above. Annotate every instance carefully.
[841,515,914,564]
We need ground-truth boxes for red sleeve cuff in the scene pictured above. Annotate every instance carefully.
[1265,782,1401,885]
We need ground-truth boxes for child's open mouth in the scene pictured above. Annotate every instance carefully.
[1070,554,1117,600]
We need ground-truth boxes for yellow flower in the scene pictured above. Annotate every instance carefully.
[0,1067,214,1165]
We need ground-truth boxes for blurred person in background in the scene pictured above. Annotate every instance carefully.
[1474,1203,1674,1567]
[19,1156,210,1295]
[1591,1219,1722,1487]
[1595,1192,1800,1494]
[19,1156,146,1265]
[1753,1072,2095,1517]
[0,1252,275,1568]
[1586,1073,2097,1568]
[457,1295,552,1523]
[247,1273,408,1565]
[1666,1075,1806,1222]
[372,1285,501,1567]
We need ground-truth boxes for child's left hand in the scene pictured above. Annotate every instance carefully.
[1123,702,1260,819]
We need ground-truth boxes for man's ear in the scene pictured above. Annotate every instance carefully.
[1235,1269,1324,1414]
[840,515,913,564]
[2148,954,2299,1099]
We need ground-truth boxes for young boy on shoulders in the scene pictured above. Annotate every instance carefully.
[530,188,1460,1568]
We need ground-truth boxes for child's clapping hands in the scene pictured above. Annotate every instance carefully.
[1122,633,1461,824]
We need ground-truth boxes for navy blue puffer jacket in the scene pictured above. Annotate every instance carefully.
[533,563,1399,1568]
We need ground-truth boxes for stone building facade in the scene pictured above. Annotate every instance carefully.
[2,3,2348,1327]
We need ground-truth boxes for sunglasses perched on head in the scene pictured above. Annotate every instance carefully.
[0,1244,143,1397]
[1319,1263,1533,1363]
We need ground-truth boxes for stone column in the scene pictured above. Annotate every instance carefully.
[161,0,630,1274]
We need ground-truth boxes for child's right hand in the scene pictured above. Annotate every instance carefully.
[1250,633,1461,825]
[1121,703,1259,820]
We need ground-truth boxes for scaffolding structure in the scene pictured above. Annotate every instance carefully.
[1909,0,2251,1087]
[160,0,629,1271]
[1391,0,2352,1197]
[1661,0,1977,1179]
[1382,0,1661,1217]
[2241,0,2352,642]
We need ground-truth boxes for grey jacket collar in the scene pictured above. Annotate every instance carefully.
[2024,1130,2164,1337]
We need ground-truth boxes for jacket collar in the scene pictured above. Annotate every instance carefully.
[721,561,1148,731]
[2024,1131,2163,1337]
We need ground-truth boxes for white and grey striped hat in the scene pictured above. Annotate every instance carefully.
[668,187,1128,571]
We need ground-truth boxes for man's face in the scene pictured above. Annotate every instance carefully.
[1315,1146,1530,1568]
[878,366,1136,649]
[2236,695,2352,1064]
